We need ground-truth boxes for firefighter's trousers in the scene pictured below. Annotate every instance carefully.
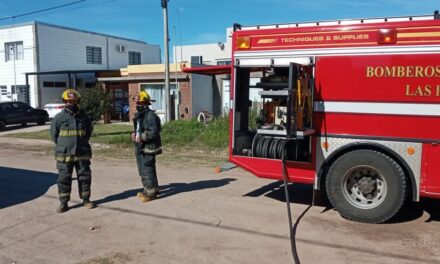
[57,160,92,203]
[135,151,159,195]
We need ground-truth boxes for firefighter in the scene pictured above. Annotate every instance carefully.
[50,88,95,213]
[131,90,162,202]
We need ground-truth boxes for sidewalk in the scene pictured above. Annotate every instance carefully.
[0,136,52,147]
[0,123,50,136]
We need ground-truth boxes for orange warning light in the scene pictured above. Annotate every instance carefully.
[378,28,397,44]
[237,36,251,49]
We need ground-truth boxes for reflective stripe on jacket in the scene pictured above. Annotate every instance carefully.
[55,154,92,163]
[59,129,87,137]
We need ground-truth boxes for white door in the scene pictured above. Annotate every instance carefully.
[221,80,230,116]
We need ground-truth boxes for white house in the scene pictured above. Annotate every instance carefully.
[173,28,232,66]
[173,28,240,116]
[0,21,161,108]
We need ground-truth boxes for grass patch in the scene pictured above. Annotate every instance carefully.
[90,124,133,146]
[5,129,51,140]
[161,119,204,146]
[198,117,229,148]
[3,118,230,165]
[3,124,133,144]
[161,117,229,150]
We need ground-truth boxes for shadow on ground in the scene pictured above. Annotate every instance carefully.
[0,166,57,209]
[243,180,440,223]
[93,178,237,206]
[390,198,440,223]
[243,180,330,207]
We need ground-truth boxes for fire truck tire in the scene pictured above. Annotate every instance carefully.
[326,149,406,223]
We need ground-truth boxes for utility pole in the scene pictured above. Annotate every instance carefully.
[161,0,171,122]
[12,45,17,101]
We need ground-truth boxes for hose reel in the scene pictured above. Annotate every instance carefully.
[252,134,295,159]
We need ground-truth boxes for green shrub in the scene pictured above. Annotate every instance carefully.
[161,119,204,146]
[78,84,112,122]
[200,117,229,148]
[160,117,229,149]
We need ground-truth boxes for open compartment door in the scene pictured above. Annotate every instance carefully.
[232,57,315,162]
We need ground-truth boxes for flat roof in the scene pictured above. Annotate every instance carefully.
[182,65,231,75]
[0,21,158,46]
[26,69,119,75]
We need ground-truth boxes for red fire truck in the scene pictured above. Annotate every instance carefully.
[222,11,440,224]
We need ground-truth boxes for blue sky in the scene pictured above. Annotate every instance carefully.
[1,0,439,50]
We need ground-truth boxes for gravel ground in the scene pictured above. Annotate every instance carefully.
[0,143,439,264]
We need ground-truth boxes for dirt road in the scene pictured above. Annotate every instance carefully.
[1,147,439,264]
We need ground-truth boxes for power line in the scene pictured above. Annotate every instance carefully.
[57,0,120,13]
[0,0,87,21]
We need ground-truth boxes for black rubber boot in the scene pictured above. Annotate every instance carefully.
[56,202,69,213]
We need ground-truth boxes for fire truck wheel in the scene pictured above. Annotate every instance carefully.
[326,149,406,223]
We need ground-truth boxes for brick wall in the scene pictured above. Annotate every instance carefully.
[124,76,192,121]
[128,82,139,121]
[178,79,192,120]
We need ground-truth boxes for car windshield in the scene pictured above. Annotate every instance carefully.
[12,102,31,110]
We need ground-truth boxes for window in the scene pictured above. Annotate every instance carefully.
[86,46,102,64]
[5,41,24,62]
[43,81,66,88]
[12,85,30,104]
[140,83,177,111]
[217,60,231,66]
[128,51,141,65]
[0,86,7,95]
[85,82,95,88]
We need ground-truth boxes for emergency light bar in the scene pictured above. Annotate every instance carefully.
[236,13,435,31]
[236,57,313,67]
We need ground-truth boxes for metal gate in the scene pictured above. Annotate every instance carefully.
[12,85,30,105]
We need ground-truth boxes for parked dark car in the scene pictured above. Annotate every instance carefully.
[0,101,49,130]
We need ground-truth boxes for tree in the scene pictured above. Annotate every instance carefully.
[78,83,111,122]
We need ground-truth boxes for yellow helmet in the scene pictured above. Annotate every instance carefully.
[133,90,155,105]
[62,89,81,104]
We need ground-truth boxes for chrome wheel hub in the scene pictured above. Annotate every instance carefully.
[342,165,387,209]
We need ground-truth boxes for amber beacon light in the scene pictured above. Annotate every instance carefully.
[237,36,251,49]
[378,28,397,44]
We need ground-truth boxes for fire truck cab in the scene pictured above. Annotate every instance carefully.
[229,12,440,223]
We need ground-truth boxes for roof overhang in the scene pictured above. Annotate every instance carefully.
[25,69,119,75]
[98,73,188,82]
[181,65,231,75]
